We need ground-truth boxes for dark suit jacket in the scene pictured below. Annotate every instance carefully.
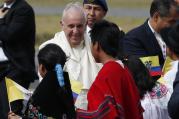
[168,63,179,119]
[0,0,37,118]
[122,20,164,66]
[0,0,37,84]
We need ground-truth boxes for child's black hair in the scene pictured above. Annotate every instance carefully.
[122,56,156,99]
[37,44,67,71]
[24,44,76,118]
[90,20,125,58]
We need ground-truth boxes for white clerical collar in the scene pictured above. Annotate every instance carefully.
[73,39,85,50]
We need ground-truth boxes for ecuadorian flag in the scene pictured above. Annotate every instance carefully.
[140,56,162,76]
[5,77,32,103]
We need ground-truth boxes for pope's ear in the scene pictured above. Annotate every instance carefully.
[93,42,101,52]
[60,21,63,27]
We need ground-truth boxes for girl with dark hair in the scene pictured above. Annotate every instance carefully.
[77,20,143,119]
[122,56,156,99]
[8,44,76,119]
[123,56,171,119]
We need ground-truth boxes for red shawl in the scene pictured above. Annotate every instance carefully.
[77,61,143,119]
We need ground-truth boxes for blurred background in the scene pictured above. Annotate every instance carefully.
[0,0,152,47]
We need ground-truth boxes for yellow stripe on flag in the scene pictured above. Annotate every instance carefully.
[5,77,31,103]
[140,56,160,67]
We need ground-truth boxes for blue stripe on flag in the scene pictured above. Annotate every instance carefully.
[150,66,161,71]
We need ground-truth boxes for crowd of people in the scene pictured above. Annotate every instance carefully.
[0,0,179,119]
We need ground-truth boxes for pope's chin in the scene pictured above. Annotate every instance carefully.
[69,38,81,47]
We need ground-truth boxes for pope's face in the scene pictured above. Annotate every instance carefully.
[61,11,86,47]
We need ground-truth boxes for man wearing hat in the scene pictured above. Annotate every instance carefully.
[83,0,108,34]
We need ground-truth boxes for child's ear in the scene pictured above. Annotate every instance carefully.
[93,42,100,51]
[96,42,102,52]
[39,64,47,78]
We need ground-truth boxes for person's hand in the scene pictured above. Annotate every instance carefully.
[0,7,9,18]
[8,112,21,119]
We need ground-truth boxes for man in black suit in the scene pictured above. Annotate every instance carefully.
[122,0,179,66]
[0,0,37,118]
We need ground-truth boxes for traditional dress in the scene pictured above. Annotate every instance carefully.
[141,82,171,119]
[140,60,178,119]
[77,61,143,119]
[23,71,76,119]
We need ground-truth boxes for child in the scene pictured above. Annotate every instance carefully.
[123,56,171,119]
[122,56,156,99]
[77,20,143,119]
[8,44,76,119]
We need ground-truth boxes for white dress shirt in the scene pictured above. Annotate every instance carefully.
[0,2,15,61]
[148,20,167,59]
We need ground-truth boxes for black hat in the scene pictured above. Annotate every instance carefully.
[161,23,179,55]
[83,0,108,12]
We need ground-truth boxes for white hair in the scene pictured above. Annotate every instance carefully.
[61,2,87,23]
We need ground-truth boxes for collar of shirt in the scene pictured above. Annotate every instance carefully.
[148,19,155,34]
[148,20,166,59]
[86,25,91,34]
[3,1,15,9]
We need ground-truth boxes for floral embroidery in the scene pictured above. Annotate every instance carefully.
[149,83,168,99]
[27,104,48,119]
